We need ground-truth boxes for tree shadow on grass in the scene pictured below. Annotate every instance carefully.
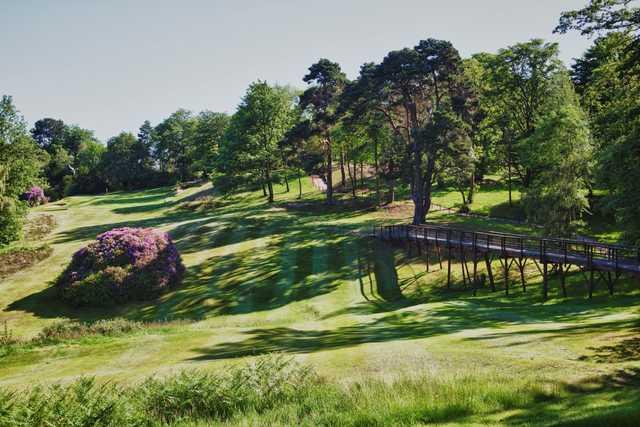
[5,194,371,324]
[501,368,640,426]
[187,290,639,361]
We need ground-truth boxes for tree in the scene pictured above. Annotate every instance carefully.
[154,110,197,181]
[192,111,230,177]
[218,82,297,202]
[299,59,347,204]
[463,54,502,204]
[0,96,47,244]
[343,39,475,224]
[101,132,146,190]
[72,140,107,194]
[31,118,65,153]
[558,1,640,242]
[487,40,566,189]
[556,0,640,71]
[519,77,593,236]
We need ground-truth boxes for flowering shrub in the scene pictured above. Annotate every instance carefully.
[55,227,185,306]
[21,186,48,206]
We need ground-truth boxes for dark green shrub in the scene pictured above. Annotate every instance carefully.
[0,198,26,246]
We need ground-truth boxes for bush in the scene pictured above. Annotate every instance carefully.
[0,198,26,246]
[0,355,316,426]
[54,227,185,306]
[21,185,48,206]
[35,318,145,344]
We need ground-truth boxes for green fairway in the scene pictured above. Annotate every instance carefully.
[1,180,639,424]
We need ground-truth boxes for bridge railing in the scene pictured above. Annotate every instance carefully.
[374,223,640,269]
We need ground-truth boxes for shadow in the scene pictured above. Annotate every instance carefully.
[6,186,378,323]
[579,334,640,363]
[503,368,640,426]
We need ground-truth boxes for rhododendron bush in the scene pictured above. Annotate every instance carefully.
[21,186,48,206]
[55,227,184,306]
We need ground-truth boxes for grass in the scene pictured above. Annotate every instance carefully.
[0,177,638,424]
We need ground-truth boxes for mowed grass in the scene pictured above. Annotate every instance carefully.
[0,178,639,425]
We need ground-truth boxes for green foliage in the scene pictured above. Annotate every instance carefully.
[0,197,26,246]
[35,318,145,344]
[154,109,198,181]
[55,227,185,306]
[519,85,593,236]
[0,355,316,425]
[343,39,475,222]
[217,81,297,201]
[563,1,640,242]
[0,96,47,246]
[100,132,148,190]
[300,59,348,204]
[71,139,107,194]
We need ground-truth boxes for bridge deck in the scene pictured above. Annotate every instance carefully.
[375,224,640,275]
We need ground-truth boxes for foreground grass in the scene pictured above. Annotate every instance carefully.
[0,178,639,424]
[1,355,638,426]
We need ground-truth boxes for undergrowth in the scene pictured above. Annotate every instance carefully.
[0,318,184,357]
[0,245,52,280]
[0,355,632,426]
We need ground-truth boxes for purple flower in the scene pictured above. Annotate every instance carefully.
[55,227,185,306]
[21,186,48,206]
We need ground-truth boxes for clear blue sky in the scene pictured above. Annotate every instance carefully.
[2,0,593,142]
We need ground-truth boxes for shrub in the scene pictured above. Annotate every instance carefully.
[54,227,185,306]
[35,318,145,344]
[138,354,315,423]
[0,355,316,425]
[0,198,26,246]
[21,185,48,206]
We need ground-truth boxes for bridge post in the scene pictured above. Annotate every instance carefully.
[485,254,495,292]
[447,230,452,288]
[543,261,549,301]
[588,245,594,299]
[424,235,430,272]
[559,264,567,297]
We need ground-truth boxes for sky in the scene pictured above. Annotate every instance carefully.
[2,0,594,142]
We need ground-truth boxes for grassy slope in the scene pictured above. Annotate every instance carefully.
[0,179,639,424]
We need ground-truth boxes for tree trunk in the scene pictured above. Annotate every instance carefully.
[339,147,346,187]
[422,154,437,221]
[360,161,365,188]
[468,165,475,205]
[347,155,357,199]
[325,137,334,204]
[374,139,380,206]
[284,174,290,193]
[507,150,513,207]
[262,181,267,197]
[298,172,302,199]
[410,105,426,225]
[265,165,274,203]
[388,181,395,204]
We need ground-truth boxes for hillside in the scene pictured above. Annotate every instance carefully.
[0,179,639,424]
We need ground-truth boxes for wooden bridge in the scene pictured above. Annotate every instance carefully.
[374,224,640,300]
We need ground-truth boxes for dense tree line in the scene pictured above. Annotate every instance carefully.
[2,0,640,245]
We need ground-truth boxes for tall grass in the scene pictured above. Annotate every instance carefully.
[2,355,633,426]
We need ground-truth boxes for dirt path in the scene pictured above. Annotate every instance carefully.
[310,175,327,192]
